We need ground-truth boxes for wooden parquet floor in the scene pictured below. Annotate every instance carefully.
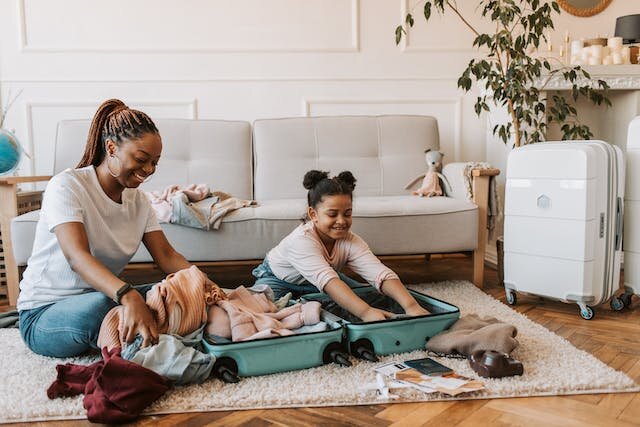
[2,254,639,426]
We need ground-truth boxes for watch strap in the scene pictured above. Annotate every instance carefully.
[114,283,134,305]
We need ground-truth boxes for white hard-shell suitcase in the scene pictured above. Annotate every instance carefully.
[622,118,640,306]
[503,140,625,320]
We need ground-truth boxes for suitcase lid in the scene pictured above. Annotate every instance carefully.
[507,141,600,180]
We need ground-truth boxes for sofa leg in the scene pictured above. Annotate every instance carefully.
[471,172,491,289]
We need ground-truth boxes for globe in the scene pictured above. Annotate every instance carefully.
[0,128,22,175]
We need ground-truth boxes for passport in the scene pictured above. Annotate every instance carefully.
[403,357,453,376]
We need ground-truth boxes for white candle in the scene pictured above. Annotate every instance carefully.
[588,56,601,65]
[602,46,610,57]
[603,55,613,65]
[608,36,623,50]
[581,47,590,62]
[622,46,631,64]
[571,55,580,65]
[571,40,584,55]
[612,52,623,65]
[590,45,603,58]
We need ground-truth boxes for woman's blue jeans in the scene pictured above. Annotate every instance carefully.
[252,259,363,299]
[19,284,153,358]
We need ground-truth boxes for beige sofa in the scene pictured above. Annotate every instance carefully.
[2,115,498,306]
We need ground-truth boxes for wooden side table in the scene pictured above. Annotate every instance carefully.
[471,167,500,289]
[0,176,51,307]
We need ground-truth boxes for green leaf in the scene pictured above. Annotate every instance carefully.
[406,13,414,27]
[395,26,405,45]
[424,2,432,20]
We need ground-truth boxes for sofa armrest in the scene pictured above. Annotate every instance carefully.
[0,175,50,306]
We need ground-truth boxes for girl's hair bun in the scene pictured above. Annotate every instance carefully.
[303,170,329,190]
[336,171,357,191]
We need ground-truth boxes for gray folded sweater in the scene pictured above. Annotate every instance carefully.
[426,314,519,356]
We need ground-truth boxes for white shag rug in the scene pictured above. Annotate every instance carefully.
[1,280,638,424]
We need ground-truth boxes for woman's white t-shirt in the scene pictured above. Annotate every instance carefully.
[17,166,161,311]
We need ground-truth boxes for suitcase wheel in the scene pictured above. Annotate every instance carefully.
[323,342,352,367]
[621,293,633,309]
[213,357,240,383]
[610,296,624,312]
[579,305,594,320]
[505,290,517,306]
[351,339,379,362]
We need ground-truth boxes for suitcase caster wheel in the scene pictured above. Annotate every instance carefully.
[213,358,240,383]
[323,342,352,367]
[351,339,379,362]
[506,290,517,306]
[621,293,633,308]
[579,305,594,320]
[610,296,624,311]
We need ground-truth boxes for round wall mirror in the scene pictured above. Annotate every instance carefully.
[557,0,613,17]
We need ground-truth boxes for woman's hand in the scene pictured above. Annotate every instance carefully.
[119,291,159,348]
[359,306,394,322]
[404,302,430,317]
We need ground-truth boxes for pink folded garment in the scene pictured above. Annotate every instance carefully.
[98,266,227,350]
[205,286,321,341]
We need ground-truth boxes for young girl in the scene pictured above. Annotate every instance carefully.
[17,99,216,357]
[252,170,429,322]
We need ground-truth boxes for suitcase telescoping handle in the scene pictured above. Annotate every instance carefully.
[615,197,623,251]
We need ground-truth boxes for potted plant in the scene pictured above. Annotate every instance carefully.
[395,0,612,284]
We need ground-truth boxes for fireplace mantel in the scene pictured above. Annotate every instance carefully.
[542,65,640,90]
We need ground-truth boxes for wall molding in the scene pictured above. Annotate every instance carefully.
[17,0,360,53]
[22,99,197,174]
[1,76,461,84]
[302,97,463,161]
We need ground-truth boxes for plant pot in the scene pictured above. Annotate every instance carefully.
[496,236,504,287]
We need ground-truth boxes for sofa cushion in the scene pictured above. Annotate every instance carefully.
[12,196,477,265]
[253,116,440,200]
[55,119,253,199]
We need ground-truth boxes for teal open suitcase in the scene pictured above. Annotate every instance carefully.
[202,287,459,381]
[201,308,349,382]
[302,287,460,361]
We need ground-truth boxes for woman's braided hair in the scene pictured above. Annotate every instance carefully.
[77,99,159,168]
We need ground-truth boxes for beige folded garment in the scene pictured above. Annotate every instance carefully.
[425,314,519,356]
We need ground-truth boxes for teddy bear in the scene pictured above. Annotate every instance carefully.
[405,149,450,197]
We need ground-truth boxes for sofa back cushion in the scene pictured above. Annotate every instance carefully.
[55,119,253,199]
[252,115,440,200]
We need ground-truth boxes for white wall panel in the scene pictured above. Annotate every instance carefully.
[19,0,358,52]
[399,0,494,52]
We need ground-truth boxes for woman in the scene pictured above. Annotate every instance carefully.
[17,99,209,357]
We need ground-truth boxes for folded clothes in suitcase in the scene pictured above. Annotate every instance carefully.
[201,304,349,382]
[303,286,460,361]
[503,140,625,320]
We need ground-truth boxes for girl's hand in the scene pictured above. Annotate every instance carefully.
[360,306,394,322]
[404,303,430,317]
[119,291,159,348]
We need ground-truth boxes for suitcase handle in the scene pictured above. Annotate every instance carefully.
[615,197,623,251]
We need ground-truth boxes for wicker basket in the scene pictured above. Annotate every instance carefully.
[0,191,42,302]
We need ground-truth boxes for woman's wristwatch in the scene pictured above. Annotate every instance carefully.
[113,283,134,305]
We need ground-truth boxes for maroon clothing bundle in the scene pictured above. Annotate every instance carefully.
[47,347,169,424]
